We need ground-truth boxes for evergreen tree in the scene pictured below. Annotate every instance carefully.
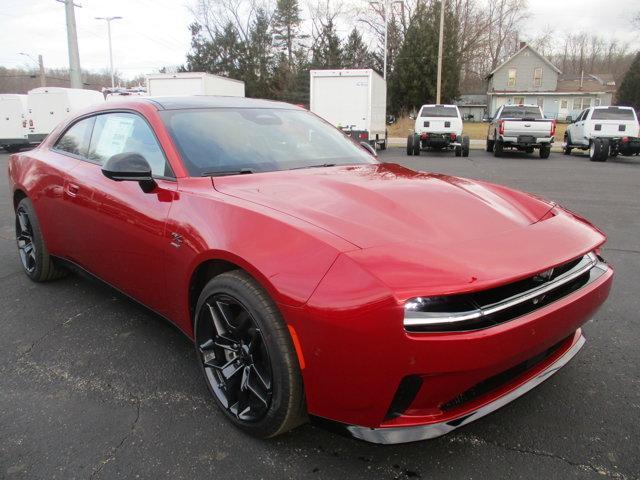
[342,28,374,69]
[245,8,273,97]
[311,19,343,69]
[272,0,302,65]
[617,51,640,111]
[388,1,459,113]
[185,22,245,80]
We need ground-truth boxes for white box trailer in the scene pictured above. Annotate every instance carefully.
[310,69,387,149]
[27,87,104,143]
[146,72,245,97]
[0,94,28,152]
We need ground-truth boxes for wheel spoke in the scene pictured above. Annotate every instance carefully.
[215,300,239,332]
[207,302,228,336]
[17,211,28,233]
[247,328,262,354]
[246,366,269,406]
[214,334,237,352]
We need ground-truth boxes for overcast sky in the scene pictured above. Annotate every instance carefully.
[0,0,638,80]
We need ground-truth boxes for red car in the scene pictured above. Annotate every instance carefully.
[8,97,613,443]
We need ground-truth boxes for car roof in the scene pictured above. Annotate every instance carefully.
[420,104,458,108]
[131,95,303,111]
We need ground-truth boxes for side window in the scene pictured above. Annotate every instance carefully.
[88,112,172,177]
[53,117,95,157]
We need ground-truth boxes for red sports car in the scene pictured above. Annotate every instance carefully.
[7,97,613,443]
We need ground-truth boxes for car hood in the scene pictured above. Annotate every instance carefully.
[213,163,556,250]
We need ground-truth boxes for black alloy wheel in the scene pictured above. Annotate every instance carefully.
[197,293,273,422]
[16,205,36,274]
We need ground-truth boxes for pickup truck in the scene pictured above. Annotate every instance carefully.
[407,104,470,157]
[486,105,556,158]
[564,106,640,162]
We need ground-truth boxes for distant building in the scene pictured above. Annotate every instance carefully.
[455,94,488,121]
[485,43,616,121]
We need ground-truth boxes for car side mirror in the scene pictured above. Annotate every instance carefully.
[360,141,378,157]
[102,152,157,193]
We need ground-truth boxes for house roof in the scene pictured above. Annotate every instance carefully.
[556,74,617,93]
[487,44,562,77]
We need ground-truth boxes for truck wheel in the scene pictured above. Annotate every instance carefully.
[406,134,414,156]
[454,146,462,157]
[525,147,534,154]
[493,139,503,157]
[461,135,470,157]
[486,139,494,152]
[563,133,573,155]
[589,139,608,162]
[539,145,551,159]
[413,134,421,156]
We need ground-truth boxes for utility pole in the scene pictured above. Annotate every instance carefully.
[370,0,402,81]
[436,0,445,104]
[57,0,83,89]
[95,16,122,88]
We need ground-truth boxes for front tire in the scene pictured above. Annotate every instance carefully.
[194,271,306,438]
[406,134,414,156]
[15,197,67,282]
[486,138,494,152]
[461,135,470,157]
[563,133,573,155]
[493,139,503,157]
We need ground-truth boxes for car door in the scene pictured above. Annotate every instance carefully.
[572,110,588,145]
[63,111,177,316]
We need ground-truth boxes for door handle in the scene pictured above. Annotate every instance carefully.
[65,183,79,197]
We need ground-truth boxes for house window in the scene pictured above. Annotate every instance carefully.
[508,69,517,87]
[594,98,601,106]
[533,67,543,87]
[537,97,544,108]
[573,97,591,110]
[513,96,525,105]
[560,99,568,109]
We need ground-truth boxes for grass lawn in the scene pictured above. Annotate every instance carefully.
[388,117,567,142]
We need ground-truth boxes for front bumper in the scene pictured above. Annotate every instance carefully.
[345,331,585,444]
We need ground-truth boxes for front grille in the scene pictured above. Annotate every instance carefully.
[405,253,607,332]
[441,336,568,411]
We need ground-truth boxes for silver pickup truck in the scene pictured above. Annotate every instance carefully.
[486,105,556,158]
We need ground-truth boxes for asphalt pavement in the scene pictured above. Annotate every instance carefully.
[1,148,639,479]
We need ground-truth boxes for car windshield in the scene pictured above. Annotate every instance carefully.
[499,107,543,119]
[160,108,376,176]
[420,106,458,118]
[591,108,636,120]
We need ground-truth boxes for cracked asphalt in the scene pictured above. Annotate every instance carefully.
[1,149,639,479]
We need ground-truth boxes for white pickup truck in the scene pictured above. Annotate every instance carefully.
[407,104,470,157]
[486,105,556,158]
[564,106,640,162]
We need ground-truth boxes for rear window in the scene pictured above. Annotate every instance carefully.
[499,107,543,119]
[420,106,458,118]
[590,107,636,121]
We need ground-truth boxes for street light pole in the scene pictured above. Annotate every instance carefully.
[371,0,402,81]
[95,16,122,88]
[19,52,46,87]
[436,0,446,104]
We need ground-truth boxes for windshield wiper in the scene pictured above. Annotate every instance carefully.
[289,163,337,170]
[202,168,254,177]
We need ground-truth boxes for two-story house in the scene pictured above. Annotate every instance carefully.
[486,43,616,120]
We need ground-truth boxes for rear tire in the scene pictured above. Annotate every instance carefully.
[539,145,551,159]
[461,135,470,157]
[406,134,414,156]
[493,139,503,157]
[15,198,67,282]
[589,138,609,162]
[454,146,462,157]
[413,134,421,156]
[194,271,307,438]
[486,139,494,152]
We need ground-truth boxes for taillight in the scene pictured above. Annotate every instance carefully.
[498,120,505,135]
[450,133,457,141]
[550,120,557,137]
[420,132,428,140]
[358,132,368,140]
[622,137,629,143]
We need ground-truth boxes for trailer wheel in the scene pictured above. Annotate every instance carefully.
[493,139,503,157]
[461,135,470,157]
[589,138,609,162]
[406,134,414,156]
[539,145,551,159]
[413,134,421,156]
